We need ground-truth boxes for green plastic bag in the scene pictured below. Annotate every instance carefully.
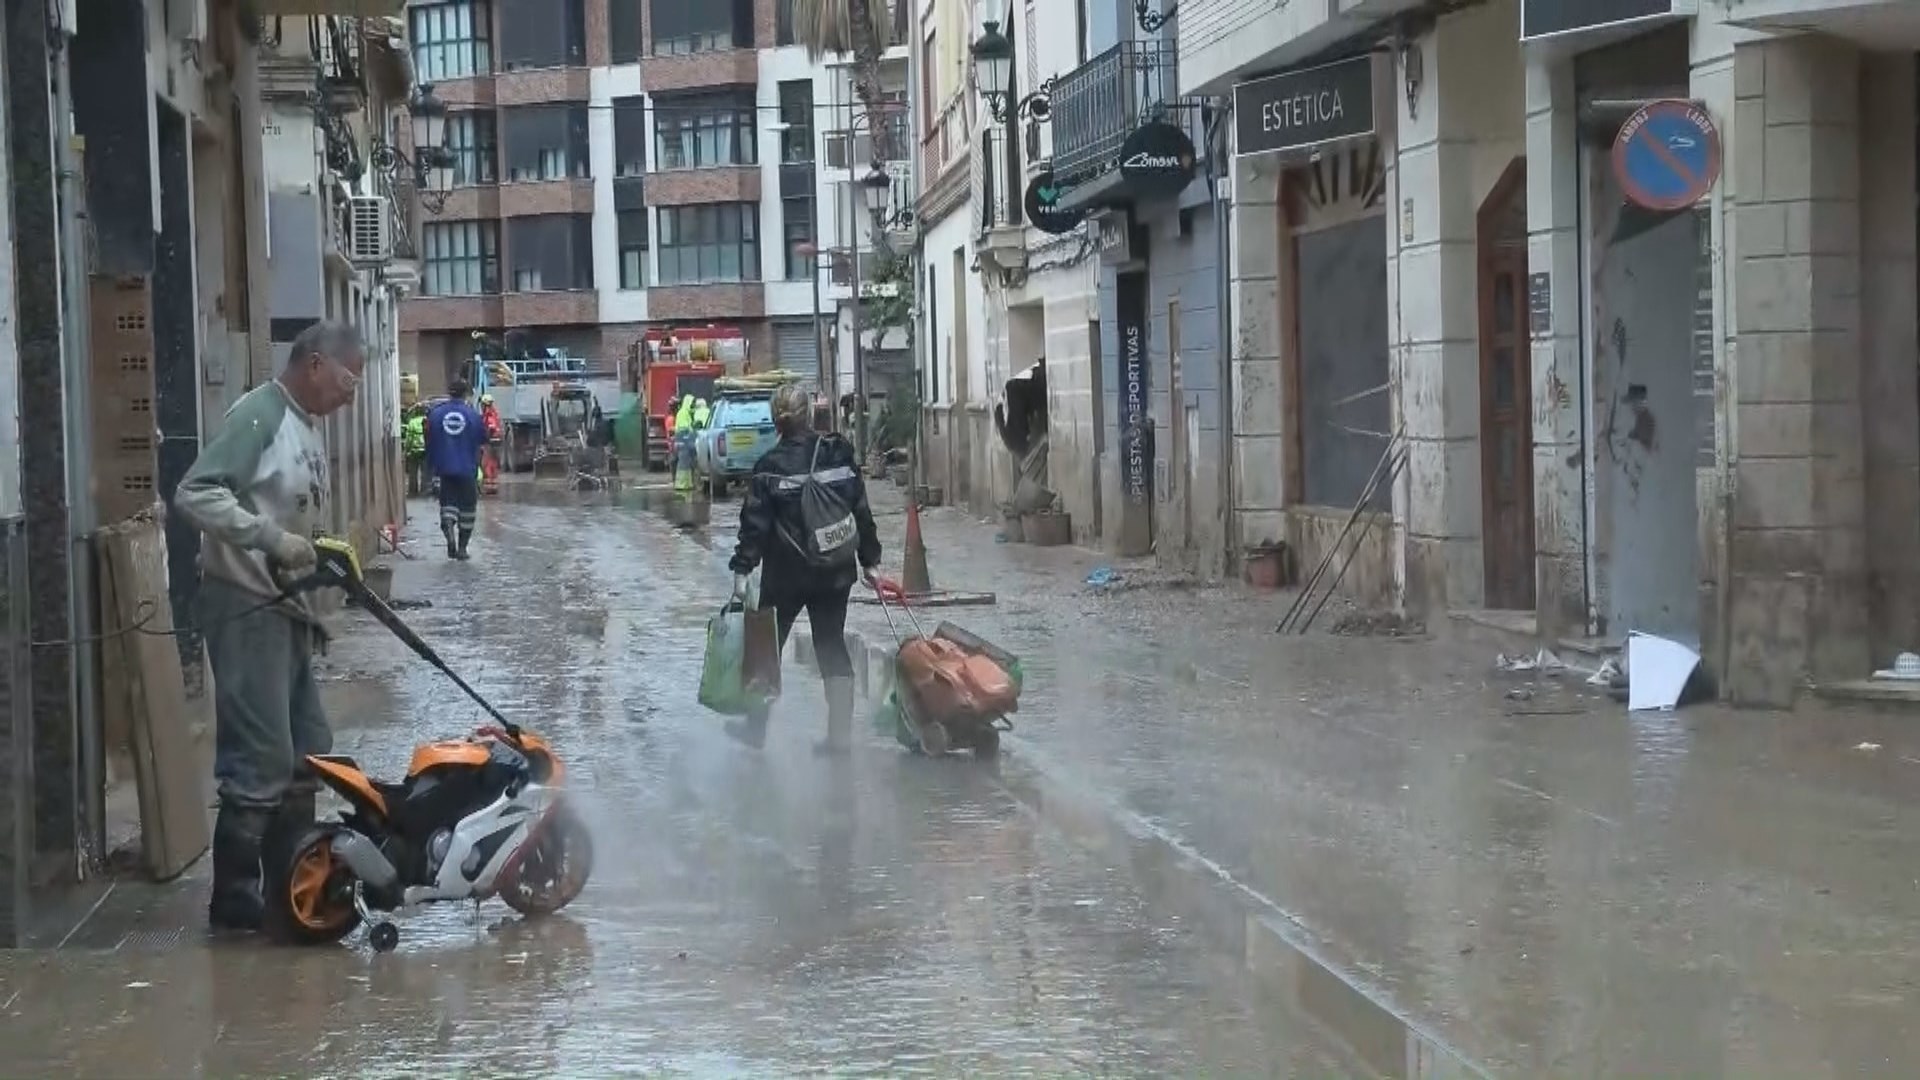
[698,597,779,715]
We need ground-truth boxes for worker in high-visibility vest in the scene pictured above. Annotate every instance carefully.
[402,407,427,497]
[673,394,698,492]
[478,393,503,495]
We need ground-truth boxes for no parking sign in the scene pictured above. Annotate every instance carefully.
[1612,100,1722,212]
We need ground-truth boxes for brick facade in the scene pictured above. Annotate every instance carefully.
[645,167,762,207]
[499,178,596,216]
[496,67,592,106]
[504,290,600,325]
[649,283,767,320]
[642,50,758,93]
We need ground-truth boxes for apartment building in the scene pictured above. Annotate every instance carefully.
[1181,0,1920,705]
[397,0,912,397]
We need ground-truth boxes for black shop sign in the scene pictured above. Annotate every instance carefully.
[1521,0,1681,41]
[1024,170,1086,236]
[1233,54,1376,159]
[1116,272,1150,507]
[1118,122,1197,202]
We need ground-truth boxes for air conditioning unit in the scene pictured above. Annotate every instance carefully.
[347,195,393,267]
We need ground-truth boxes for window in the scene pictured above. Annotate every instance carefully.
[444,112,498,186]
[650,0,751,55]
[501,104,590,181]
[506,214,594,291]
[410,2,492,81]
[618,210,650,289]
[657,203,759,285]
[610,0,643,64]
[654,94,756,170]
[421,221,500,296]
[782,195,813,280]
[498,0,585,70]
[613,98,647,177]
[778,80,813,163]
[776,0,795,46]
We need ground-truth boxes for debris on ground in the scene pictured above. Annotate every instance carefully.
[1855,741,1884,753]
[1328,610,1424,638]
[1085,567,1122,589]
[1871,652,1920,681]
[1626,632,1700,712]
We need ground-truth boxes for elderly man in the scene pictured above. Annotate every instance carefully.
[174,321,366,933]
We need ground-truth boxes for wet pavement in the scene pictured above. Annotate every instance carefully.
[6,474,1919,1077]
[0,482,1406,1078]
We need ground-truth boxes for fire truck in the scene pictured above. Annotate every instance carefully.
[623,325,750,470]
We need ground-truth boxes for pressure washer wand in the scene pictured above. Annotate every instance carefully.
[353,585,517,735]
[288,541,520,738]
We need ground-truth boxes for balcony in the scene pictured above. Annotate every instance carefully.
[1052,40,1178,209]
[973,126,1024,267]
[253,1,405,15]
[917,93,972,224]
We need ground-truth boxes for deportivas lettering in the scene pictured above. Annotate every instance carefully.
[1261,89,1344,134]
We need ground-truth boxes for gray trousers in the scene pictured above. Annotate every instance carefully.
[200,577,333,810]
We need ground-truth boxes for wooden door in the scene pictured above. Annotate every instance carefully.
[1478,161,1535,610]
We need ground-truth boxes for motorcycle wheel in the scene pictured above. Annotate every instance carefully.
[267,828,363,945]
[500,806,594,918]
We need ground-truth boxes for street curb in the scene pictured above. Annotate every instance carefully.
[985,743,1497,1080]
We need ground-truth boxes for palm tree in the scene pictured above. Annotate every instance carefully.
[789,0,901,159]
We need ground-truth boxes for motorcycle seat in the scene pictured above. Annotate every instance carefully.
[310,753,360,769]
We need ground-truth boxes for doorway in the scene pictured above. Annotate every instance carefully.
[1478,159,1535,610]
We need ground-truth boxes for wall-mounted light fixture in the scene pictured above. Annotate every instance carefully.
[369,85,457,214]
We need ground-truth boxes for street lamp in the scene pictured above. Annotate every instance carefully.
[971,20,1013,108]
[370,84,457,214]
[859,164,894,214]
[971,21,1054,125]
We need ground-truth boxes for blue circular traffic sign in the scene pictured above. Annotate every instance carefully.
[1612,100,1722,212]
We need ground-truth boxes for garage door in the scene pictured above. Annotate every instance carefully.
[772,321,819,389]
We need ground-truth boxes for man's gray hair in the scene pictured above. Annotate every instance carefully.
[285,320,364,371]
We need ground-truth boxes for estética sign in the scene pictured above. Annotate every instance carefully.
[1233,54,1375,159]
[1612,100,1721,212]
[1118,121,1196,201]
[1521,0,1679,41]
[1024,170,1086,236]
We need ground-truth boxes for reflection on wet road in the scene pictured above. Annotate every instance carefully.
[0,489,1384,1077]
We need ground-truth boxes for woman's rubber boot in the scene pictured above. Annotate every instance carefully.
[208,804,271,932]
[814,677,855,756]
[725,702,770,749]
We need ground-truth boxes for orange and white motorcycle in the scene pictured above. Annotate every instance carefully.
[265,541,593,951]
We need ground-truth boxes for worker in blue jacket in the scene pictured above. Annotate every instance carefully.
[425,380,489,559]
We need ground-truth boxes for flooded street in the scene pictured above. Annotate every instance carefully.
[0,487,1396,1077]
[6,479,1920,1076]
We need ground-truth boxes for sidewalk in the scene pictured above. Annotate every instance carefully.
[856,487,1920,1077]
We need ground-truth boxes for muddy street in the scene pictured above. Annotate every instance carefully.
[0,487,1390,1077]
[8,478,1920,1077]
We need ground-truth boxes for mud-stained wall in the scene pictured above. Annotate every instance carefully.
[1285,508,1398,610]
[1584,165,1702,639]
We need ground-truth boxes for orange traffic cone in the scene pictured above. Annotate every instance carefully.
[902,498,933,596]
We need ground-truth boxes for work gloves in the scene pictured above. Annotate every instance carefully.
[266,530,318,573]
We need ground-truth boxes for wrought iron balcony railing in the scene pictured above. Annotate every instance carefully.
[1051,40,1177,188]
